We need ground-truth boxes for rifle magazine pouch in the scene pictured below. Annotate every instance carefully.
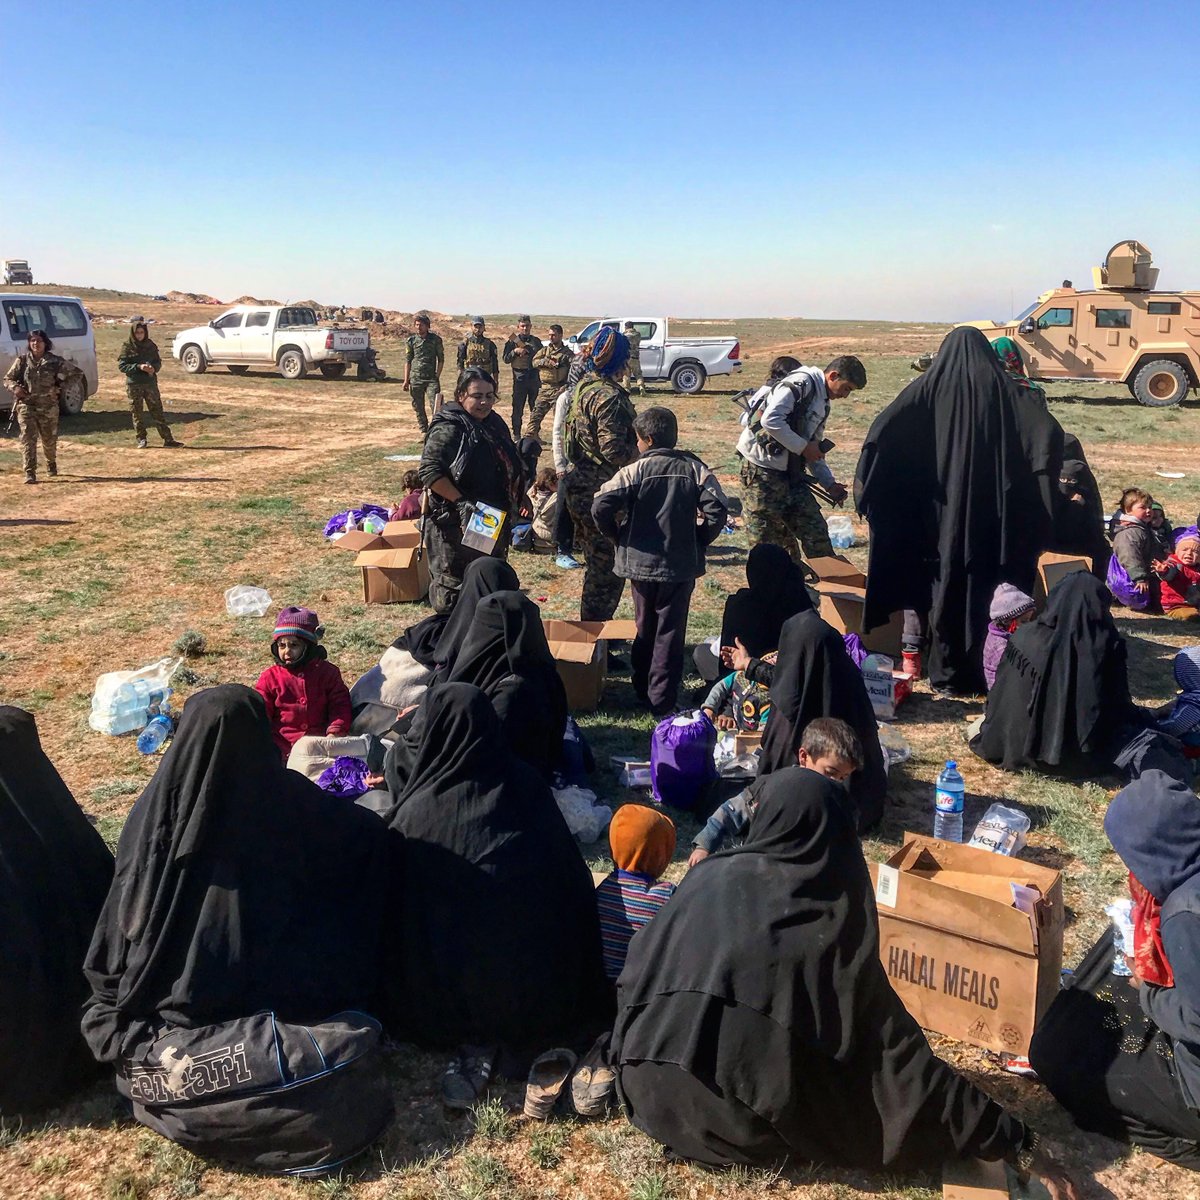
[116,1010,393,1176]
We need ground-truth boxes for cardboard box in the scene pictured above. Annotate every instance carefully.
[868,833,1063,1056]
[543,618,638,710]
[809,556,905,658]
[353,520,429,604]
[942,1158,1009,1200]
[329,528,389,553]
[1035,551,1092,604]
[733,731,763,756]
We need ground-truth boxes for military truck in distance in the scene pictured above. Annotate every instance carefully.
[3,260,33,285]
[964,241,1200,407]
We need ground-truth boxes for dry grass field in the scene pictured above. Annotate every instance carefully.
[3,286,1200,1199]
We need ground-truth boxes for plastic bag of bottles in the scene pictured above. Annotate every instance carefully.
[361,512,386,535]
[827,514,855,549]
[224,585,273,617]
[968,802,1031,856]
[90,657,179,736]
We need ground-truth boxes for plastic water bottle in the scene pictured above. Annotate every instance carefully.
[136,711,174,755]
[933,760,965,842]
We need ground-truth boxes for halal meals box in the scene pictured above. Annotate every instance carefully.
[808,556,904,659]
[868,833,1063,1056]
[351,520,430,604]
[542,618,638,711]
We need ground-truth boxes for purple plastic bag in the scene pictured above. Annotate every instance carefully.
[1106,553,1151,611]
[323,505,390,539]
[650,711,717,810]
[842,633,868,667]
[317,756,370,799]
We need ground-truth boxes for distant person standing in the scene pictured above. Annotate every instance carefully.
[502,315,543,439]
[524,323,573,440]
[118,320,180,450]
[623,322,645,396]
[4,330,73,484]
[457,317,499,392]
[403,313,445,436]
[736,355,866,565]
[564,326,638,621]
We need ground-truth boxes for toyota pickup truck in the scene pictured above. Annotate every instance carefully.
[566,316,741,393]
[172,305,383,380]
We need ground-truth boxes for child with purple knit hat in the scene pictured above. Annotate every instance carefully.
[983,584,1036,691]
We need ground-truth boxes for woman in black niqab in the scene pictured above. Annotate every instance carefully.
[1053,434,1110,581]
[611,766,1041,1174]
[82,685,391,1065]
[721,542,812,657]
[855,326,1064,694]
[383,683,610,1053]
[757,609,887,831]
[969,572,1143,777]
[0,707,113,1113]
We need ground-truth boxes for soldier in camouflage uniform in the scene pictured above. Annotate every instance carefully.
[622,322,645,395]
[403,313,444,435]
[118,320,181,449]
[523,323,574,440]
[457,317,500,391]
[502,315,543,438]
[3,330,74,484]
[563,326,638,621]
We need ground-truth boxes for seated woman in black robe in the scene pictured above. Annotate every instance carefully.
[385,590,568,788]
[1052,434,1110,581]
[1030,770,1200,1169]
[748,608,887,832]
[0,707,113,1114]
[694,543,812,684]
[383,683,610,1104]
[82,685,394,1172]
[611,767,1078,1198]
[969,572,1144,778]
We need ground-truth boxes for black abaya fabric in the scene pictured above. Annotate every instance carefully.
[429,558,521,677]
[612,767,1026,1170]
[757,610,887,831]
[82,685,391,1065]
[0,707,113,1113]
[970,573,1140,777]
[720,543,813,658]
[855,326,1064,693]
[1053,434,1110,581]
[383,683,610,1050]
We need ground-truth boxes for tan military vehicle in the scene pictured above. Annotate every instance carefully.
[961,241,1200,406]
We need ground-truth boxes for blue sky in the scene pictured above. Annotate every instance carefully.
[4,0,1198,320]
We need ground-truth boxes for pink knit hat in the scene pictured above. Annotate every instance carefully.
[272,606,323,644]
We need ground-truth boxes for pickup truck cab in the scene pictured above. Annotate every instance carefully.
[172,305,380,380]
[566,316,741,394]
[0,292,97,414]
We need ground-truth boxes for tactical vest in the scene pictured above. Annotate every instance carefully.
[463,337,493,369]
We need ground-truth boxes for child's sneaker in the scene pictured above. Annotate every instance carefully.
[555,554,582,570]
[441,1044,496,1111]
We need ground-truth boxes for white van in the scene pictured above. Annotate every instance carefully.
[0,293,98,414]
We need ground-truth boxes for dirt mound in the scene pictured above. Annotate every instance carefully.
[288,298,324,310]
[233,294,280,305]
[166,290,222,305]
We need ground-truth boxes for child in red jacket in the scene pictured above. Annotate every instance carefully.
[254,606,353,760]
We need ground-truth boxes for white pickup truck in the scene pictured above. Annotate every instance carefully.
[172,305,382,380]
[566,316,741,393]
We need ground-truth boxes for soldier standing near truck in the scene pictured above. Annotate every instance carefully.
[523,323,573,440]
[403,313,444,436]
[623,321,645,395]
[457,317,500,390]
[4,330,74,483]
[118,320,181,449]
[564,326,638,621]
[503,315,543,439]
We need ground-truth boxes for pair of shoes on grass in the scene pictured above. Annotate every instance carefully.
[441,1044,497,1112]
[523,1035,614,1120]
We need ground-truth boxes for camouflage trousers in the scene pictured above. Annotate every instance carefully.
[566,476,625,621]
[522,381,562,441]
[739,459,833,566]
[409,379,439,433]
[16,394,58,478]
[623,357,644,392]
[128,382,172,443]
[424,506,510,614]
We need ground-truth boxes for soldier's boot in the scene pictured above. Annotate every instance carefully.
[24,472,36,484]
[47,459,57,477]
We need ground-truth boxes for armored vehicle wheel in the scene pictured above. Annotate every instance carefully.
[1132,359,1189,407]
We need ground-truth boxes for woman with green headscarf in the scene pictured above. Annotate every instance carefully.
[993,336,1045,396]
[118,320,181,449]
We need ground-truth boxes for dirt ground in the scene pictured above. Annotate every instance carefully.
[4,287,1200,1200]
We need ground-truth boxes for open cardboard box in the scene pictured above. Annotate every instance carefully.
[1034,551,1093,604]
[353,519,430,604]
[734,730,763,756]
[868,833,1063,1056]
[808,555,905,658]
[543,618,638,710]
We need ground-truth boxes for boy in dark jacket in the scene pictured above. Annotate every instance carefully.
[592,407,728,716]
[254,607,353,760]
